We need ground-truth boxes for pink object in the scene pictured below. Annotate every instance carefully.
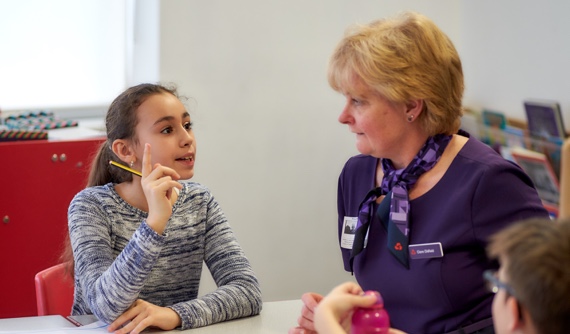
[35,263,74,316]
[351,291,390,334]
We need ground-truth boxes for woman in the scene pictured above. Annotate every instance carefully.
[291,12,548,334]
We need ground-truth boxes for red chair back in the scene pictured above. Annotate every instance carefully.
[34,263,74,316]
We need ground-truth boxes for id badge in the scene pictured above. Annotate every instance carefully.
[340,217,368,249]
[409,242,444,259]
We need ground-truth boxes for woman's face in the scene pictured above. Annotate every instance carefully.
[337,77,408,161]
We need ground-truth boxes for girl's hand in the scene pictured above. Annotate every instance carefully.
[141,143,183,234]
[107,299,181,334]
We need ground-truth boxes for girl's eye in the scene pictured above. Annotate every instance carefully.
[184,122,193,131]
[161,126,173,134]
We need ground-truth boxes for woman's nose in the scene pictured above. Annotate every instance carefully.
[338,103,352,124]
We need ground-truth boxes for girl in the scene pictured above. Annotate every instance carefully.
[64,83,262,333]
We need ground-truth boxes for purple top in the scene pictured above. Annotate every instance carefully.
[338,136,548,334]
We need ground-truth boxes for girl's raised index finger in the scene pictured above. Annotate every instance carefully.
[141,143,152,176]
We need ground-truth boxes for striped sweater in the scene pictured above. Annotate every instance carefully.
[68,182,262,329]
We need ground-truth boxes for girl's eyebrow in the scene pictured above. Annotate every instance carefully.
[152,111,190,126]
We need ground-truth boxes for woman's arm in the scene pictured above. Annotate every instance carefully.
[471,160,550,243]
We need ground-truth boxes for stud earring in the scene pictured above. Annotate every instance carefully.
[407,114,414,122]
[130,161,134,168]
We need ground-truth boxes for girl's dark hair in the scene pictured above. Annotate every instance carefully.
[89,83,179,187]
[62,83,180,276]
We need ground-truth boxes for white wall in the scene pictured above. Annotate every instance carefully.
[460,0,570,128]
[157,0,461,301]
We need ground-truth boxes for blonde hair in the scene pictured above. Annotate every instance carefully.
[328,11,464,135]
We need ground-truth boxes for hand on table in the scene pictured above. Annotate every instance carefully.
[288,292,324,334]
[289,282,408,334]
[107,299,181,334]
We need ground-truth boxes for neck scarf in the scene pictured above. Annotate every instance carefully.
[349,133,453,271]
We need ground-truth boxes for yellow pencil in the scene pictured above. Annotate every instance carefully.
[109,160,142,177]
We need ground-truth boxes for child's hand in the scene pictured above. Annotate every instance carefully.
[289,292,324,334]
[313,282,377,334]
[108,299,181,334]
[141,143,183,234]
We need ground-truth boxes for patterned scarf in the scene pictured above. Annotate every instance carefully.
[349,133,453,270]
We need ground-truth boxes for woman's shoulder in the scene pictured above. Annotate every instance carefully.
[345,153,376,164]
[449,136,535,189]
[342,154,377,172]
[339,155,378,192]
[457,136,514,169]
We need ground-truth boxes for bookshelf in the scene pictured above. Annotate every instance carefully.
[462,107,566,217]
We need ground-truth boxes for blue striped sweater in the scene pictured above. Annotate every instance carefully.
[68,182,262,329]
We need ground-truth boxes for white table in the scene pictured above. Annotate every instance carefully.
[0,300,302,333]
[0,315,75,331]
[174,299,301,333]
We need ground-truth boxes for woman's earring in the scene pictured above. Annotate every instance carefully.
[407,114,414,122]
[130,161,134,168]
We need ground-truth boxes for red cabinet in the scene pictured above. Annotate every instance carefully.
[0,138,105,318]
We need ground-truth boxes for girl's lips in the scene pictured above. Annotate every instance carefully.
[176,156,195,167]
[175,152,195,166]
[176,152,195,160]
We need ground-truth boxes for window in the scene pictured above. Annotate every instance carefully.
[0,0,127,111]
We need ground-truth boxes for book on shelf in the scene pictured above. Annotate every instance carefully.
[524,99,566,140]
[481,109,507,147]
[502,126,527,149]
[482,109,507,129]
[510,146,560,207]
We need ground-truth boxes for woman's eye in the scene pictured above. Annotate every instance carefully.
[352,98,362,106]
[184,122,193,131]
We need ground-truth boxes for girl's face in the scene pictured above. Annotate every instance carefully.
[337,76,409,163]
[133,92,196,180]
